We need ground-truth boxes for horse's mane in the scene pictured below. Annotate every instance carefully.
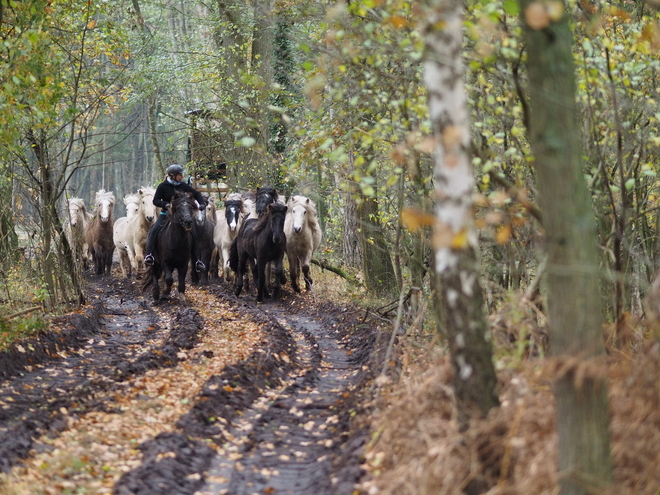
[139,186,156,197]
[253,202,287,234]
[226,192,243,203]
[257,186,279,200]
[167,191,194,219]
[67,197,87,214]
[242,190,256,201]
[95,189,116,206]
[124,193,139,205]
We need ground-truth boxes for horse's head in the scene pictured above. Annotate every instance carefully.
[138,187,157,224]
[256,186,279,217]
[224,198,244,232]
[95,189,115,223]
[66,198,86,227]
[205,195,217,222]
[194,200,207,226]
[268,202,288,244]
[194,193,212,227]
[289,196,312,234]
[170,192,195,232]
[243,198,257,219]
[124,194,140,219]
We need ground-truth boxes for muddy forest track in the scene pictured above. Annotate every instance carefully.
[0,275,381,495]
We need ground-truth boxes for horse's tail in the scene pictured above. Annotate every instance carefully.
[229,238,238,272]
[141,266,153,293]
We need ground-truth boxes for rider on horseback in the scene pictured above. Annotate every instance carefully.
[144,164,207,271]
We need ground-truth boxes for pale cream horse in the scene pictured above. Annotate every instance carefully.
[63,197,92,269]
[113,187,156,278]
[284,195,323,292]
[113,193,140,278]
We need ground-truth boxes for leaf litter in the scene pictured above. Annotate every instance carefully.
[0,271,382,495]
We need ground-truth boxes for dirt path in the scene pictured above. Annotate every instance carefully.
[0,275,380,494]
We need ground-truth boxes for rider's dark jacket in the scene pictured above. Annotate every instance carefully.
[153,178,206,212]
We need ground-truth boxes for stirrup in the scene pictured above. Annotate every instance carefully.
[144,254,154,266]
[195,260,206,272]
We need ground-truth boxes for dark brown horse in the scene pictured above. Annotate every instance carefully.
[141,191,196,304]
[230,202,287,302]
[85,189,116,275]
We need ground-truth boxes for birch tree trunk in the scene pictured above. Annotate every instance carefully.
[423,0,499,423]
[517,1,613,493]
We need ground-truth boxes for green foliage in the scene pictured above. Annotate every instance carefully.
[285,0,433,281]
[464,0,660,317]
[0,314,46,351]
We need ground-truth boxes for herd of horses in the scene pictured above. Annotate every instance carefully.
[63,186,322,304]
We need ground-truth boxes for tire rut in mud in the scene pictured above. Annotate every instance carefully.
[0,276,380,494]
[114,287,378,495]
[0,278,203,474]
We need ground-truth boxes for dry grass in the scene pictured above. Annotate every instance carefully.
[360,306,660,495]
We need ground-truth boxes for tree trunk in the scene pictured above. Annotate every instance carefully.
[355,195,397,295]
[517,1,613,493]
[423,0,499,423]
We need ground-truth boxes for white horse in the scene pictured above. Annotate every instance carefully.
[63,197,92,269]
[123,193,141,219]
[213,193,249,282]
[85,189,116,275]
[113,187,156,278]
[113,193,142,276]
[284,195,322,292]
[113,193,141,278]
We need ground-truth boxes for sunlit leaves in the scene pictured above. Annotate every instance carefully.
[287,0,428,207]
[400,207,435,233]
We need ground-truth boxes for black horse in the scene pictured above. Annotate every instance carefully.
[230,202,288,302]
[142,191,196,303]
[255,186,280,217]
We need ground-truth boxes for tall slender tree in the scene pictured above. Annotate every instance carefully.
[422,0,499,423]
[516,1,613,493]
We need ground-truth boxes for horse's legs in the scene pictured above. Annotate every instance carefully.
[191,256,200,285]
[209,247,219,280]
[177,265,187,299]
[92,244,103,275]
[119,248,131,278]
[235,254,247,297]
[221,247,232,282]
[288,252,301,293]
[245,258,256,293]
[256,259,268,302]
[152,266,161,302]
[302,253,313,291]
[133,239,146,273]
[105,248,114,275]
[163,267,174,296]
[272,255,285,300]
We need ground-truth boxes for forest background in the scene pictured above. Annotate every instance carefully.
[2,0,660,492]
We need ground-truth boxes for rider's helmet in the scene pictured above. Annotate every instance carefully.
[167,164,184,178]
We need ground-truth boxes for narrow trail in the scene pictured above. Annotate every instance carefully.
[0,275,380,495]
[200,307,359,495]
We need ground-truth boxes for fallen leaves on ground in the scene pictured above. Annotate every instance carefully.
[0,286,266,495]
